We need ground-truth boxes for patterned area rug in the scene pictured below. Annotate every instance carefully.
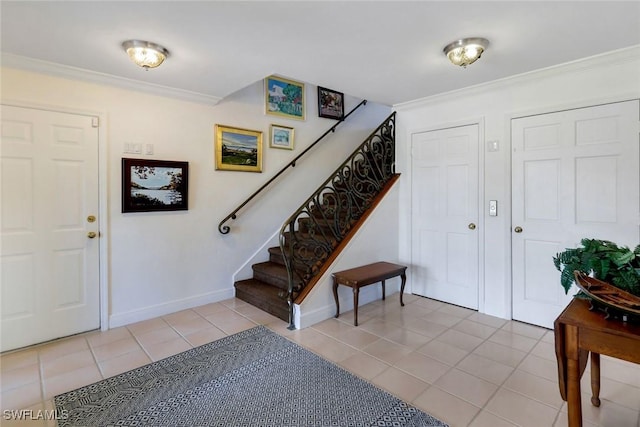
[55,326,448,426]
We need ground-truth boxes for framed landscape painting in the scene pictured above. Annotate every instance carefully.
[215,124,263,172]
[269,124,294,150]
[265,75,305,121]
[122,158,188,213]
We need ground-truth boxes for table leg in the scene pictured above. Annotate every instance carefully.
[353,286,359,326]
[567,357,583,427]
[590,352,601,407]
[400,272,406,306]
[333,279,340,319]
[566,325,583,427]
[381,280,386,300]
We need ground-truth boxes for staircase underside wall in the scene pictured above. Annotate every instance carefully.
[295,182,401,329]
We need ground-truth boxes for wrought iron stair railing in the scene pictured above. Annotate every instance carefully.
[279,112,397,328]
[218,99,368,234]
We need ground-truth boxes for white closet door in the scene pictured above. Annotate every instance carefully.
[411,124,480,309]
[512,100,639,328]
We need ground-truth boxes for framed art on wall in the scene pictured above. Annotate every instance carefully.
[122,158,188,213]
[269,124,294,150]
[215,124,263,172]
[265,75,305,121]
[318,86,344,119]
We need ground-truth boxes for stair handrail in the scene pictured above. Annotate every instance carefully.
[218,99,368,234]
[279,111,396,328]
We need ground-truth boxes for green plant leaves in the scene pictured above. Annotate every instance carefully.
[554,238,640,296]
[610,249,635,266]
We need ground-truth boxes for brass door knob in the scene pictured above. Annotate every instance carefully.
[468,223,476,230]
[87,231,97,239]
[514,226,523,233]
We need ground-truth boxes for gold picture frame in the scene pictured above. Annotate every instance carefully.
[265,75,305,121]
[269,124,294,150]
[215,124,263,172]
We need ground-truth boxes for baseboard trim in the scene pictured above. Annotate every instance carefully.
[108,288,235,328]
[298,287,400,329]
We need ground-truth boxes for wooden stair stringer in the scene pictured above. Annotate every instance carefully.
[293,173,400,305]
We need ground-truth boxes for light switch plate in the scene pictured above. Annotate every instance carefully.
[489,200,498,216]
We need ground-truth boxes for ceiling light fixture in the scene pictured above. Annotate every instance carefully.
[443,38,489,68]
[122,40,169,70]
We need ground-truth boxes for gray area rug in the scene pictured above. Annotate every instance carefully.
[55,325,448,426]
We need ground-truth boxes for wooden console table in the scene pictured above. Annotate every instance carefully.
[554,298,640,427]
[332,261,407,326]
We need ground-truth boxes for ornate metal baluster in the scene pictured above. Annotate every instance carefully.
[280,112,396,329]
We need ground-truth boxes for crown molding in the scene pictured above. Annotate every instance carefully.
[395,45,640,110]
[1,53,222,106]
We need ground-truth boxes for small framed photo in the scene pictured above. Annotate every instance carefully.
[265,75,305,121]
[318,86,344,120]
[269,124,294,150]
[215,124,263,172]
[122,158,188,213]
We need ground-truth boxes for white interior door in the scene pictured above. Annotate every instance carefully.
[1,105,100,351]
[512,100,639,328]
[411,124,480,309]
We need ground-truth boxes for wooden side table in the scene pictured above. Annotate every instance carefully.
[332,261,407,326]
[554,298,640,427]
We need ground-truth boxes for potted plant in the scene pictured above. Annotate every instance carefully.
[553,238,640,297]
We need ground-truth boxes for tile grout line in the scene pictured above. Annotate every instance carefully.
[125,321,164,363]
[437,317,553,426]
[161,309,206,348]
[85,336,106,381]
[475,322,562,426]
[37,346,46,412]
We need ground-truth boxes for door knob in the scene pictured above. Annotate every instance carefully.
[87,215,96,223]
[514,226,523,233]
[468,223,476,230]
[87,231,97,239]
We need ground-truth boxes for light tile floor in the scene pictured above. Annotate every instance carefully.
[1,294,639,427]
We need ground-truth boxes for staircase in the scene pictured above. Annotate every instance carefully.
[234,249,293,321]
[234,112,397,325]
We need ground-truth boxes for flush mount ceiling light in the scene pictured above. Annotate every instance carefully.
[122,40,169,70]
[443,37,489,68]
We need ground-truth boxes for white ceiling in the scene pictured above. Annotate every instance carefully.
[1,1,639,106]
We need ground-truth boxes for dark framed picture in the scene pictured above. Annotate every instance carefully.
[265,75,305,121]
[122,158,188,213]
[215,124,263,172]
[318,86,344,120]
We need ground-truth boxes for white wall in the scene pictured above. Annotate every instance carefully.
[0,67,392,327]
[298,182,401,328]
[395,46,640,320]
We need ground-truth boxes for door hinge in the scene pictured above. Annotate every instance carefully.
[92,117,99,128]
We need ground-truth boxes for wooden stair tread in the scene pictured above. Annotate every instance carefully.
[234,279,288,321]
[252,261,295,290]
